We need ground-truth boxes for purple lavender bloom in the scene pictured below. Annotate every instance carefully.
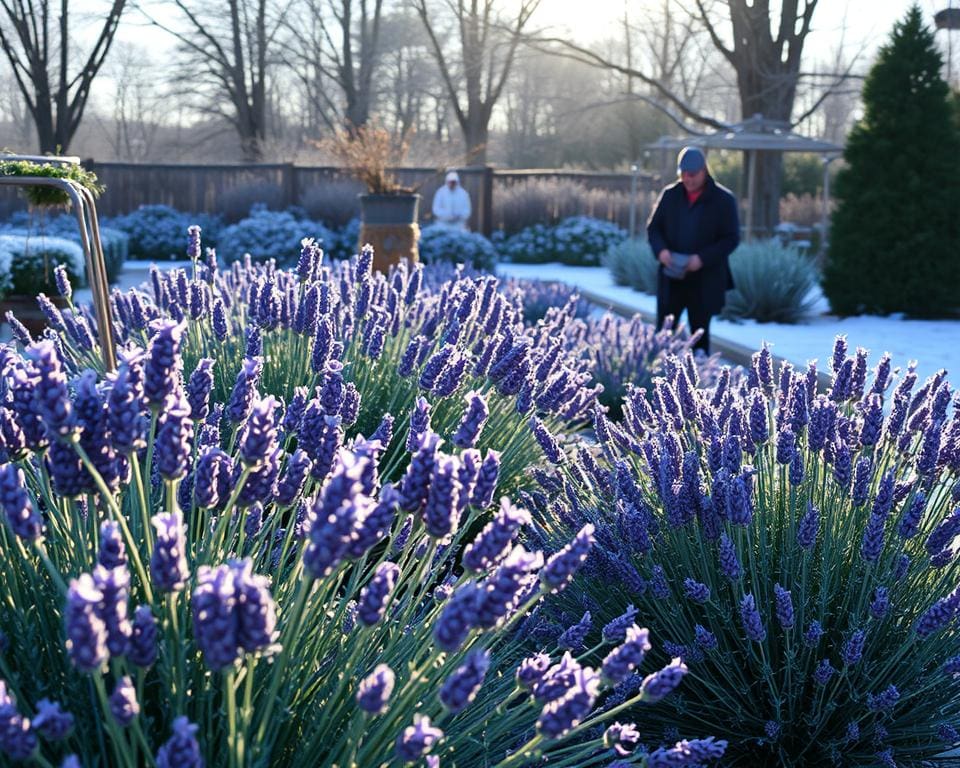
[469,450,500,510]
[926,510,960,558]
[439,649,490,713]
[813,658,836,685]
[463,498,531,572]
[26,341,77,438]
[774,584,795,629]
[226,357,263,424]
[395,714,443,762]
[423,456,461,538]
[156,390,194,480]
[602,604,639,643]
[476,546,543,628]
[861,513,886,563]
[537,667,601,738]
[842,629,866,665]
[604,721,641,756]
[54,263,72,300]
[797,502,820,549]
[109,676,139,727]
[186,359,215,422]
[939,724,959,744]
[695,624,718,650]
[602,625,652,684]
[0,682,37,760]
[530,417,566,464]
[358,562,400,626]
[870,587,890,619]
[867,685,900,713]
[803,621,824,647]
[399,431,439,512]
[150,511,189,593]
[557,612,592,651]
[683,579,710,604]
[851,457,872,506]
[32,699,73,741]
[275,449,312,507]
[898,492,926,539]
[647,737,728,767]
[107,355,147,454]
[718,533,742,580]
[406,396,432,453]
[398,336,423,378]
[534,651,583,702]
[517,653,551,690]
[0,464,41,540]
[98,520,127,569]
[193,448,232,509]
[740,593,766,642]
[776,425,796,466]
[640,657,688,703]
[916,590,960,638]
[129,605,158,668]
[93,565,132,657]
[541,524,594,592]
[434,582,481,652]
[64,575,109,672]
[357,664,395,715]
[143,321,185,407]
[48,439,88,498]
[155,717,204,768]
[452,391,488,449]
[239,395,279,468]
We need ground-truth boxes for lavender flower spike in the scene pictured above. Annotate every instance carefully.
[462,498,531,571]
[64,574,109,672]
[31,699,74,742]
[452,391,489,449]
[537,667,601,738]
[357,664,396,715]
[541,524,595,592]
[602,625,652,684]
[150,511,189,593]
[740,593,766,643]
[395,714,443,762]
[358,562,401,626]
[109,676,139,727]
[439,649,490,713]
[0,463,42,540]
[641,657,689,703]
[155,717,204,768]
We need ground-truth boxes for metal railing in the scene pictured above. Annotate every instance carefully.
[0,154,117,370]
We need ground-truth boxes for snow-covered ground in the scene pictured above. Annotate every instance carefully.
[498,262,960,387]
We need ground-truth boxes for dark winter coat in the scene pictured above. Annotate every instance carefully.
[647,174,740,316]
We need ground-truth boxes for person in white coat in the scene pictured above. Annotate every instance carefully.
[431,171,472,230]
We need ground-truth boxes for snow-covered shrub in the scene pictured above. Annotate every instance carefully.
[500,216,626,266]
[109,205,223,261]
[0,233,85,294]
[722,240,820,324]
[604,238,659,295]
[217,206,334,265]
[418,226,497,272]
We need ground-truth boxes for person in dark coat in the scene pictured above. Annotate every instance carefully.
[647,146,740,354]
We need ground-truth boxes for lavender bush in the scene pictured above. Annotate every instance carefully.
[0,314,721,766]
[43,233,603,502]
[498,217,627,266]
[499,279,591,325]
[533,340,960,764]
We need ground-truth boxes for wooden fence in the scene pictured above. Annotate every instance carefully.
[0,162,663,236]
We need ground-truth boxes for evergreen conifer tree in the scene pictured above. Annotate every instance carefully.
[823,5,960,316]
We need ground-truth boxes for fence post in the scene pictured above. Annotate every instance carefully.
[481,166,493,237]
[282,163,297,209]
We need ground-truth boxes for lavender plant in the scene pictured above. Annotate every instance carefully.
[534,340,960,765]
[0,330,721,767]
[37,233,602,500]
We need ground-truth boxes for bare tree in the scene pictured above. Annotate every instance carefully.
[144,0,291,162]
[283,0,385,134]
[411,0,541,165]
[0,0,126,153]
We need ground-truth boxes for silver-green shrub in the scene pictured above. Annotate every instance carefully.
[722,240,820,324]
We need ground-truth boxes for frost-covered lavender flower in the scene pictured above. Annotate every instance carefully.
[462,498,530,571]
[143,321,185,407]
[155,717,204,768]
[227,357,263,424]
[0,681,37,760]
[541,524,594,592]
[452,391,489,449]
[109,676,139,726]
[31,699,73,741]
[156,390,194,480]
[423,456,461,538]
[740,594,766,643]
[186,359,215,422]
[240,395,280,468]
[640,657,688,703]
[603,604,639,643]
[537,667,601,738]
[64,574,109,672]
[0,464,42,540]
[557,612,592,651]
[357,664,396,715]
[439,649,490,713]
[604,721,641,756]
[150,511,189,593]
[358,562,400,626]
[27,341,77,439]
[517,652,552,690]
[476,546,543,629]
[602,625,652,684]
[395,714,443,762]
